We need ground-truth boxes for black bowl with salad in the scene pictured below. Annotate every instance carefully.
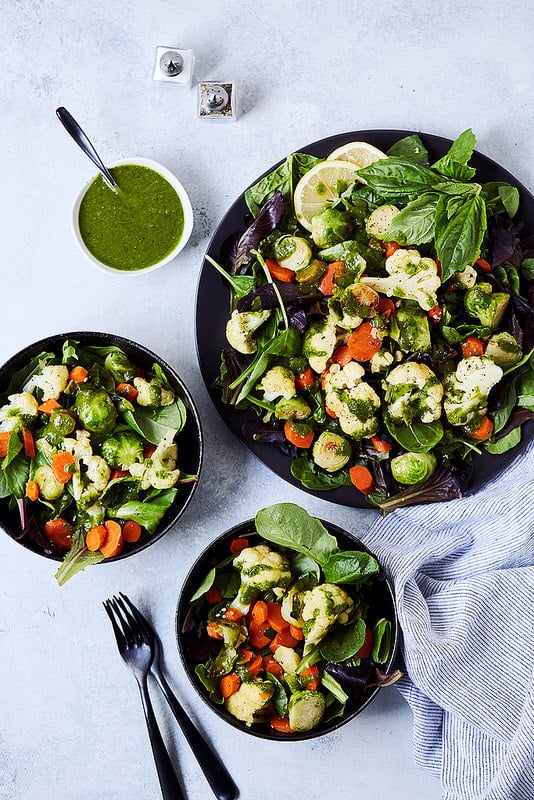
[196,129,534,512]
[176,503,399,740]
[0,332,202,584]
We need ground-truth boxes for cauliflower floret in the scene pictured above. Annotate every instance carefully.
[226,309,271,355]
[369,348,394,374]
[443,356,503,426]
[323,362,380,439]
[62,430,111,502]
[133,377,174,407]
[384,362,443,424]
[129,429,180,490]
[258,366,296,402]
[455,264,478,289]
[300,584,354,651]
[0,392,39,432]
[225,680,274,726]
[232,544,292,614]
[25,365,69,401]
[84,455,111,491]
[360,248,440,311]
[303,314,338,373]
[273,645,301,674]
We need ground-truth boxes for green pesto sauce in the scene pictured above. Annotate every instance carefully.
[78,164,184,271]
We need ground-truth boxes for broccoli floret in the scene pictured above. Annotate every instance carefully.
[133,377,174,408]
[384,362,444,424]
[101,431,144,469]
[224,680,274,726]
[360,248,441,311]
[0,392,39,432]
[226,309,271,355]
[300,584,354,653]
[231,544,292,614]
[443,356,503,426]
[302,314,338,373]
[258,366,296,403]
[323,362,381,439]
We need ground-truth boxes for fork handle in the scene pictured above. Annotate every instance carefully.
[154,671,237,800]
[138,678,187,800]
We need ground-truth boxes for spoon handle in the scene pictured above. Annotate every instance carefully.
[56,106,117,190]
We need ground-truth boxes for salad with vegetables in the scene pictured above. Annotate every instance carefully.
[180,504,396,736]
[0,338,197,584]
[208,129,534,512]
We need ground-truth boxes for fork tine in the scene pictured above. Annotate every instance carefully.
[103,599,127,651]
[119,592,153,640]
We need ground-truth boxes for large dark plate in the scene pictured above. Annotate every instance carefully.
[196,130,534,508]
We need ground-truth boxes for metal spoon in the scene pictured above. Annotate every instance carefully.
[56,106,118,191]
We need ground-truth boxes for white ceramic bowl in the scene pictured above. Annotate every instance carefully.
[71,157,194,276]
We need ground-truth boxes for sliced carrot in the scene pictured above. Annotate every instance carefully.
[262,655,283,678]
[205,586,223,605]
[283,421,314,449]
[223,607,244,622]
[248,654,263,676]
[237,648,253,664]
[220,673,241,698]
[475,257,492,272]
[269,715,293,733]
[123,519,142,543]
[249,619,272,649]
[370,434,392,453]
[269,630,299,652]
[267,602,290,633]
[68,365,88,383]
[347,321,382,362]
[332,345,352,366]
[111,468,130,480]
[358,627,374,659]
[318,260,345,296]
[116,382,139,402]
[427,304,443,324]
[21,428,36,458]
[100,519,124,558]
[306,677,320,690]
[85,524,108,552]
[251,600,269,625]
[349,465,375,495]
[37,398,62,414]
[385,241,401,258]
[301,665,320,679]
[0,432,11,457]
[51,452,76,484]
[325,405,338,419]
[265,258,295,283]
[25,480,40,501]
[206,621,223,640]
[229,537,249,554]
[43,518,73,549]
[143,443,156,459]
[462,335,485,358]
[289,624,304,641]
[294,367,315,390]
[377,297,396,318]
[470,415,494,441]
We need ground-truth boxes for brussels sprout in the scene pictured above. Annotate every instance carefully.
[273,236,312,271]
[312,431,351,472]
[274,396,312,420]
[339,283,380,318]
[104,351,137,384]
[311,208,353,248]
[74,383,117,434]
[49,408,77,436]
[33,465,64,501]
[390,452,437,485]
[484,331,522,369]
[365,204,400,239]
[389,302,431,353]
[101,431,144,469]
[464,283,510,330]
[288,689,326,732]
[296,259,327,286]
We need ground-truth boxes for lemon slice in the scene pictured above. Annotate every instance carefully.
[327,141,388,169]
[294,160,363,231]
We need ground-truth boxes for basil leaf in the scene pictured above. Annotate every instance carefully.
[386,134,429,165]
[244,152,323,216]
[319,618,366,662]
[255,502,339,564]
[384,191,438,245]
[371,618,392,664]
[435,193,487,281]
[322,550,379,585]
[432,128,477,180]
[357,158,437,200]
[481,182,520,218]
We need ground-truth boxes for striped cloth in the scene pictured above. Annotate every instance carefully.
[362,438,534,800]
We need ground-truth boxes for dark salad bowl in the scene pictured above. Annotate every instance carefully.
[176,517,399,741]
[0,331,203,565]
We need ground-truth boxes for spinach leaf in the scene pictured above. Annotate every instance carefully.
[1,451,30,498]
[435,193,487,281]
[264,672,289,716]
[492,376,518,433]
[1,351,55,401]
[317,241,366,275]
[233,327,301,405]
[244,153,323,216]
[517,370,534,410]
[109,488,178,534]
[484,427,522,454]
[255,502,338,564]
[384,417,443,453]
[386,134,429,165]
[357,158,437,200]
[290,455,352,491]
[124,399,187,444]
[521,258,534,282]
[290,551,321,583]
[319,617,366,662]
[322,550,379,585]
[384,191,438,245]
[204,254,256,303]
[195,662,224,704]
[371,618,392,664]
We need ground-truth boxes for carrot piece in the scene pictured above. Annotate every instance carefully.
[262,655,283,678]
[68,365,88,383]
[0,432,11,457]
[358,627,373,659]
[385,241,401,258]
[305,677,320,690]
[470,415,494,441]
[51,452,76,484]
[251,600,269,625]
[462,335,485,358]
[37,398,62,414]
[205,586,223,605]
[248,654,263,676]
[123,519,142,543]
[237,647,253,664]
[116,382,139,402]
[43,518,73,549]
[289,624,304,641]
[294,367,315,390]
[269,630,299,652]
[100,519,124,558]
[85,524,108,552]
[25,480,40,501]
[111,469,130,480]
[223,607,244,622]
[265,258,296,283]
[269,715,293,733]
[143,443,156,459]
[229,537,249,554]
[325,405,338,419]
[318,260,345,296]
[21,428,36,458]
[249,619,272,649]
[349,465,375,495]
[301,665,320,679]
[370,434,392,453]
[267,602,289,633]
[206,621,223,640]
[283,421,314,449]
[475,257,492,272]
[427,304,443,323]
[220,674,241,698]
[332,345,352,367]
[377,297,396,318]
[347,321,382,362]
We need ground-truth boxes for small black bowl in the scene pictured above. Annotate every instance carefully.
[176,518,398,740]
[0,331,203,563]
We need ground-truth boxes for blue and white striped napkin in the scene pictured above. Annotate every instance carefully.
[362,439,534,800]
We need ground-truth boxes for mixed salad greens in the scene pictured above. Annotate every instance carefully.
[0,339,196,584]
[209,130,534,512]
[181,503,396,735]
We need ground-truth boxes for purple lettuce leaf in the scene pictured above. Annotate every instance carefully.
[232,191,285,274]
